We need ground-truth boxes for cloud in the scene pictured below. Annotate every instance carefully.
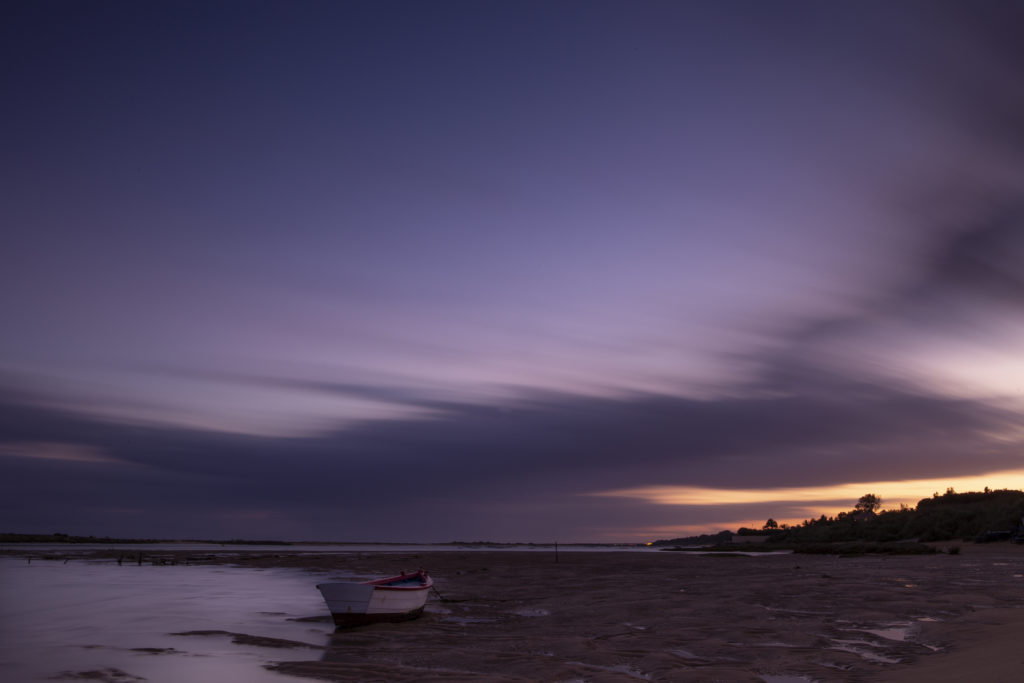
[150,367,489,414]
[749,1,1024,384]
[2,361,1022,541]
[0,441,118,464]
[751,199,1024,401]
[921,205,1024,306]
[7,200,1024,541]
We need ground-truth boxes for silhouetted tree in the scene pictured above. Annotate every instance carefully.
[763,518,778,530]
[855,493,881,513]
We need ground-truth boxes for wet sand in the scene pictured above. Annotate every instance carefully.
[214,544,1024,682]
[13,544,1023,681]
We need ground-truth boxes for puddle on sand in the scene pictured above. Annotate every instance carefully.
[749,641,801,648]
[441,615,499,624]
[566,661,650,680]
[670,649,741,664]
[861,625,911,642]
[425,604,452,615]
[838,620,915,642]
[761,605,830,615]
[828,639,902,664]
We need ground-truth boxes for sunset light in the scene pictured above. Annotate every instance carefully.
[596,469,1024,532]
[3,1,1023,544]
[4,3,1024,679]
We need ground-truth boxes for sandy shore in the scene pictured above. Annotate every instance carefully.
[14,544,1024,681]
[202,544,1024,682]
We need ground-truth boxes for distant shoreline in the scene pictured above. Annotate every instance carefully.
[0,532,646,547]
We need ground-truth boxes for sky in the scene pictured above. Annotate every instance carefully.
[3,1,1024,542]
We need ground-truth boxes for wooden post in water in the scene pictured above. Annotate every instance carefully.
[554,541,559,563]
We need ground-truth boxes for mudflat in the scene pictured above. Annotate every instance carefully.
[208,544,1024,682]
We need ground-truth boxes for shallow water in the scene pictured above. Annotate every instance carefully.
[0,557,330,682]
[3,542,656,555]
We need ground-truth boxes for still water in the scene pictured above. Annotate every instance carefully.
[0,557,331,682]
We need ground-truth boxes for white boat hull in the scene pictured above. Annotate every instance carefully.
[317,570,431,627]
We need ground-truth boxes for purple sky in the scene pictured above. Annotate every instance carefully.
[3,1,1024,541]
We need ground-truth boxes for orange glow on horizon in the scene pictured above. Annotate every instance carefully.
[594,469,1024,537]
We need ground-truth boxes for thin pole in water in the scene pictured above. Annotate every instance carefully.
[554,541,559,563]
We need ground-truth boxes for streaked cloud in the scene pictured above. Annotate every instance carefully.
[2,2,1024,540]
[0,441,118,465]
[596,469,1024,513]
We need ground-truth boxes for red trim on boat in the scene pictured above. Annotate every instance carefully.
[364,569,432,590]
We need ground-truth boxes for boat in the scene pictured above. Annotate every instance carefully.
[316,569,433,627]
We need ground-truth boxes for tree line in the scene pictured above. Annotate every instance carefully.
[654,488,1024,546]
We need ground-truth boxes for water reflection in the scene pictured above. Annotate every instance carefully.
[0,558,330,682]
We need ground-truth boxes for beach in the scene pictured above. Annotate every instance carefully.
[3,544,1023,682]
[258,546,1024,682]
